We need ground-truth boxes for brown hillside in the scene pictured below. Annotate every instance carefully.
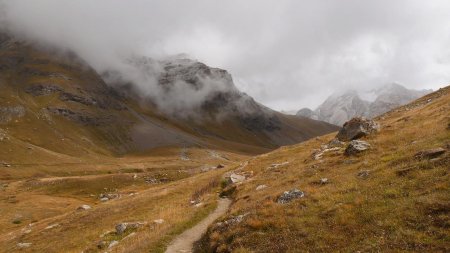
[196,86,450,252]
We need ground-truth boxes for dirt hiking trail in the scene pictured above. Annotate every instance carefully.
[165,198,231,253]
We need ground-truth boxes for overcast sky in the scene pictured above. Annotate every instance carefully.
[2,0,450,111]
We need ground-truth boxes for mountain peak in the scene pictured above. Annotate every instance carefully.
[297,84,432,126]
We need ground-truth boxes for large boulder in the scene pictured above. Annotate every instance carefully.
[336,117,379,141]
[344,140,371,156]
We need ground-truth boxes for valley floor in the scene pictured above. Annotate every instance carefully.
[0,87,449,253]
[0,148,246,253]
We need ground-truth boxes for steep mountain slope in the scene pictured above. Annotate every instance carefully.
[297,83,431,125]
[197,86,450,252]
[0,32,337,167]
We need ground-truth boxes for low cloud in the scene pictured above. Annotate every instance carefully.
[1,0,449,111]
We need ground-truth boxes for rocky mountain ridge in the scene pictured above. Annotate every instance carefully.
[297,83,431,125]
[0,31,338,160]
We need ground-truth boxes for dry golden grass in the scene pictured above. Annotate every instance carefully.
[196,86,450,252]
[0,161,240,253]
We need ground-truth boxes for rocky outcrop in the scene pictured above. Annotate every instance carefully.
[0,106,26,123]
[344,140,371,156]
[336,117,379,141]
[277,189,305,204]
[47,107,109,126]
[115,222,146,235]
[25,84,62,96]
[59,92,97,106]
[414,148,446,160]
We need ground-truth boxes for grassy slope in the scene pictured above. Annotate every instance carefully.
[197,86,450,252]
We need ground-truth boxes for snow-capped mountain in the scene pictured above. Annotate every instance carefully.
[296,83,432,126]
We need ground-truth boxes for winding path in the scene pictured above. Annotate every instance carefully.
[165,198,231,253]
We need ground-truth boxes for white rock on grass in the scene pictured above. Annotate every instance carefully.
[17,242,32,249]
[256,185,268,191]
[344,140,371,156]
[230,173,245,183]
[153,219,165,225]
[108,240,119,248]
[44,224,59,230]
[77,204,91,210]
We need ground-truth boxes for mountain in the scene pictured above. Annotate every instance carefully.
[297,83,432,126]
[0,32,338,165]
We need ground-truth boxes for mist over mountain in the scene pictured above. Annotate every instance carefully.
[1,0,449,111]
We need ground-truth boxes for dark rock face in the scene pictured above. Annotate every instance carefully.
[25,84,126,110]
[46,107,104,126]
[239,114,281,132]
[59,92,97,106]
[344,140,371,156]
[25,84,62,96]
[414,148,446,160]
[336,117,379,141]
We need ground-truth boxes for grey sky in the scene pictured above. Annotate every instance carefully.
[2,0,450,111]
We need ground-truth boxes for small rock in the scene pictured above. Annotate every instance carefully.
[357,170,370,179]
[229,173,246,183]
[414,148,446,160]
[328,138,345,148]
[45,223,59,230]
[268,162,289,169]
[100,197,109,202]
[115,222,145,235]
[99,193,120,200]
[216,164,225,169]
[153,219,164,225]
[108,240,119,248]
[345,140,371,156]
[320,178,329,185]
[336,117,380,141]
[194,202,203,208]
[277,189,305,204]
[256,185,268,191]
[22,229,32,234]
[311,150,323,160]
[97,240,107,249]
[115,223,128,234]
[17,242,32,249]
[144,177,161,184]
[77,204,91,211]
[217,213,249,228]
